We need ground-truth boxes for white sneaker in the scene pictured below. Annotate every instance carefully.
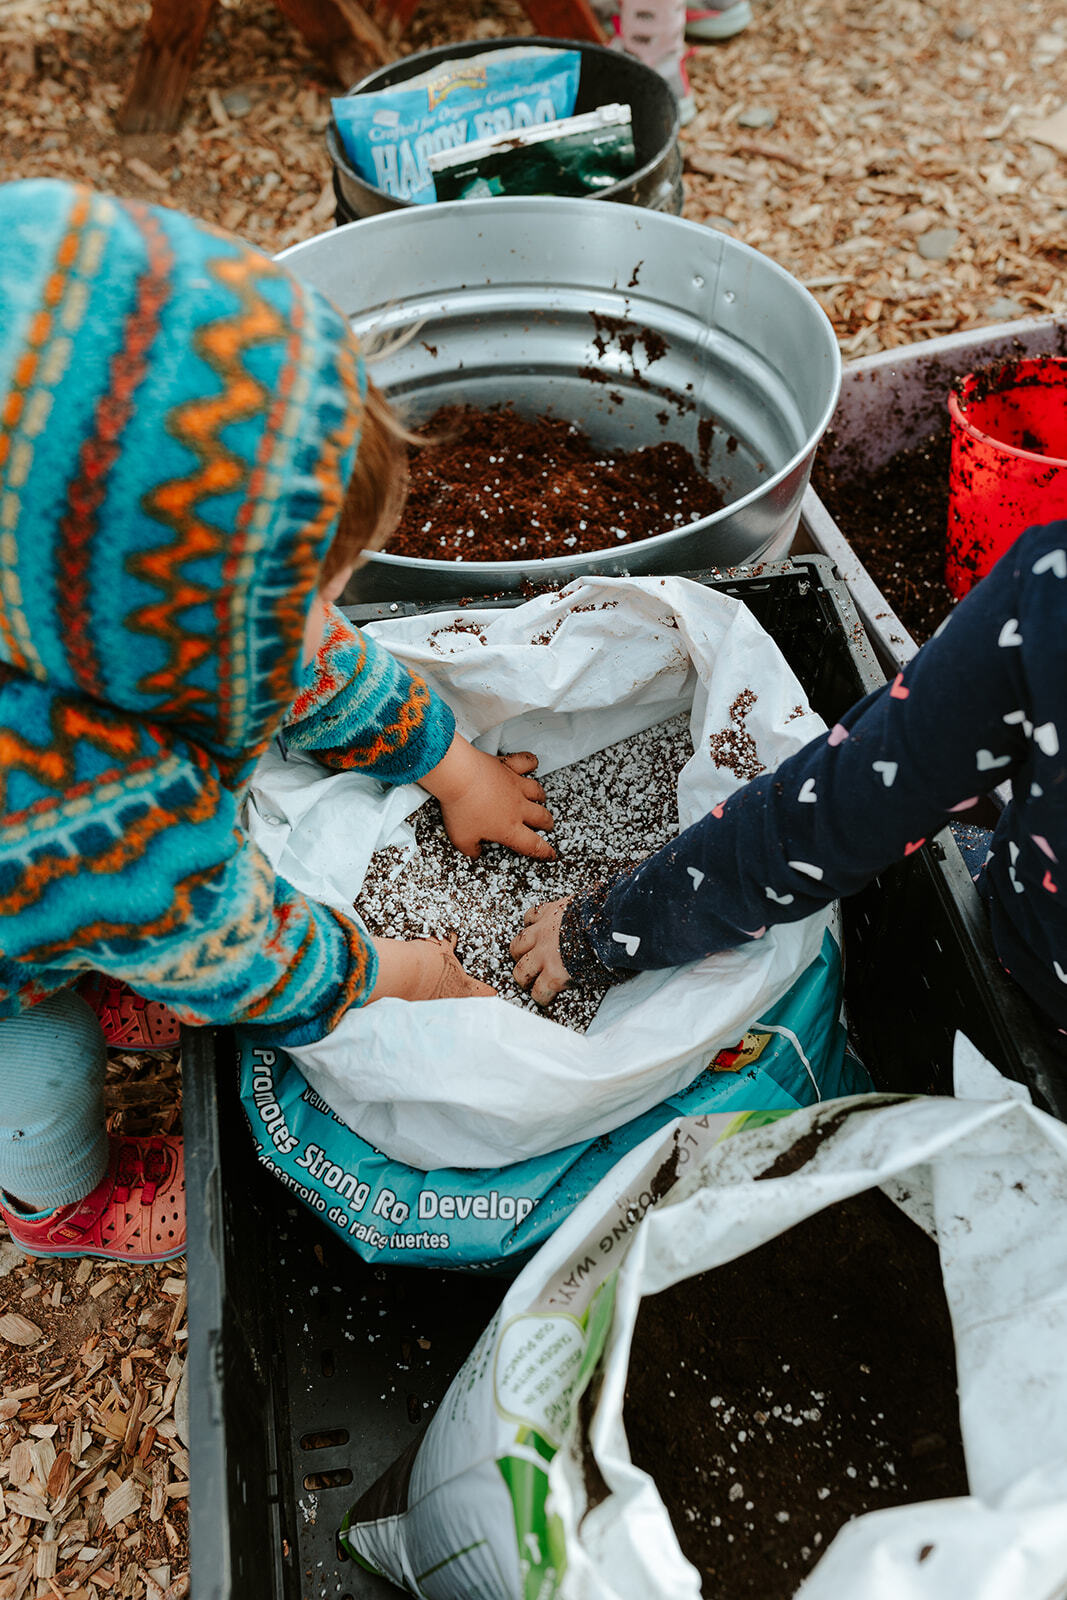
[685,1,752,41]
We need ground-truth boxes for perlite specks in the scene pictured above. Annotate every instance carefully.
[357,713,694,1032]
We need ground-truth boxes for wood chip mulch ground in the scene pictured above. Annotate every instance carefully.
[0,0,1063,1594]
[0,0,1063,337]
[0,1053,186,1600]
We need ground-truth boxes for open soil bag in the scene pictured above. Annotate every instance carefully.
[340,1069,1067,1600]
[236,576,870,1264]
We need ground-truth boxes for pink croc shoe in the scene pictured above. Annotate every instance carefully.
[77,974,182,1051]
[1,1135,186,1262]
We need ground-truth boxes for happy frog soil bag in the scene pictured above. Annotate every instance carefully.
[339,1061,1067,1600]
[240,575,854,1186]
[331,46,582,204]
[237,927,865,1268]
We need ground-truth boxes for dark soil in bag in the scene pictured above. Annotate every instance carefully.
[390,403,725,561]
[623,1186,967,1598]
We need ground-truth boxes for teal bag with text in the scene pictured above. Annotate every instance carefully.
[237,930,871,1270]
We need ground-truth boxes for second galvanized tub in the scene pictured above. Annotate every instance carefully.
[278,198,841,602]
[327,36,684,222]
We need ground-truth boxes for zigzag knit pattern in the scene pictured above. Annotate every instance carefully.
[285,607,452,780]
[0,180,453,1045]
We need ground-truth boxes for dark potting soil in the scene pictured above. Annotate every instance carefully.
[623,1187,967,1598]
[811,428,957,646]
[389,403,725,562]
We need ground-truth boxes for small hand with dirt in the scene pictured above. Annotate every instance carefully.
[419,733,555,860]
[369,934,497,1002]
[510,897,574,1007]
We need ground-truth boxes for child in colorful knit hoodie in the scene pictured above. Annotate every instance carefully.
[0,180,554,1263]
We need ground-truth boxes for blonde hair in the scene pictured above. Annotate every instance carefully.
[320,378,411,588]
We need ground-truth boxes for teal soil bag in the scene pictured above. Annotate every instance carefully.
[331,46,582,205]
[237,929,871,1270]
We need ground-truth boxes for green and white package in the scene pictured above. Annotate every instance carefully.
[429,103,635,200]
[341,1076,1067,1600]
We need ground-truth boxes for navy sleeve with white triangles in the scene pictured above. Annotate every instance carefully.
[565,521,1067,1029]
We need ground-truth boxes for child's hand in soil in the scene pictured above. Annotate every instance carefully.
[418,733,555,860]
[369,934,497,1002]
[510,897,573,1006]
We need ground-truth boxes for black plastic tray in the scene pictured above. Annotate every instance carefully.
[185,557,1066,1600]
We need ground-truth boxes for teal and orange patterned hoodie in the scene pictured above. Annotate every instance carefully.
[0,180,454,1045]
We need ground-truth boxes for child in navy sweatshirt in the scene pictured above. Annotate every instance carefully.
[512,521,1067,1055]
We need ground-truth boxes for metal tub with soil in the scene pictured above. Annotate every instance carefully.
[796,315,1067,673]
[277,198,841,601]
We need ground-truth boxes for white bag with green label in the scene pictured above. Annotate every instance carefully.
[341,1065,1067,1600]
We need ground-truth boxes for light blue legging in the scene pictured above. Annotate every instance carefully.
[0,990,109,1212]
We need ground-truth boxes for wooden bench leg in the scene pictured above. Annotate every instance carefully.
[366,0,421,45]
[521,0,606,42]
[116,0,219,136]
[274,0,391,86]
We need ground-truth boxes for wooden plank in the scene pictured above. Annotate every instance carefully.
[274,0,390,86]
[116,0,219,137]
[519,0,605,41]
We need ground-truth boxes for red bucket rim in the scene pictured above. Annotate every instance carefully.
[948,354,1067,468]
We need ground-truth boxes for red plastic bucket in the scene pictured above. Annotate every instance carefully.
[946,354,1067,597]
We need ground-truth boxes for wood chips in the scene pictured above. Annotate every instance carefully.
[680,0,1067,352]
[0,0,1062,340]
[0,0,1063,1593]
[0,1054,186,1600]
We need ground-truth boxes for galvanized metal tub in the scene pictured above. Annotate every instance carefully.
[278,198,841,602]
[328,35,684,222]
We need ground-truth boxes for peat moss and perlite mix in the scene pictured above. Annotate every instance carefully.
[390,403,724,562]
[357,708,693,1031]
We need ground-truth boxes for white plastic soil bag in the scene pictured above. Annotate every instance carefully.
[246,575,835,1172]
[340,1083,1067,1600]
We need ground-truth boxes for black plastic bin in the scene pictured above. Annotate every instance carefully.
[327,34,683,224]
[184,556,1066,1600]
